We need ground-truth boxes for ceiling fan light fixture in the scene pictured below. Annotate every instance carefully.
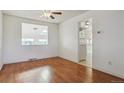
[40,10,51,19]
[40,10,62,19]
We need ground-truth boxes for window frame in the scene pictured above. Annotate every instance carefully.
[21,23,49,46]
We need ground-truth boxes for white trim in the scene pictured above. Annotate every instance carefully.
[78,62,92,68]
[4,56,59,65]
[0,63,3,70]
[60,57,124,79]
[93,66,124,79]
[2,56,124,79]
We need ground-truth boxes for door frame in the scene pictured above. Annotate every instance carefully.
[77,18,93,68]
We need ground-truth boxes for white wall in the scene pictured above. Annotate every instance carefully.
[59,10,124,78]
[3,14,58,64]
[59,18,79,62]
[0,11,3,69]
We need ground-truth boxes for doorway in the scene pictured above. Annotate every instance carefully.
[78,18,92,67]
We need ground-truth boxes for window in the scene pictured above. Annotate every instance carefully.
[22,23,48,45]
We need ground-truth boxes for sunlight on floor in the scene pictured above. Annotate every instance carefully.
[16,66,53,83]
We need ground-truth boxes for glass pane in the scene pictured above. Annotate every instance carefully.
[22,23,48,45]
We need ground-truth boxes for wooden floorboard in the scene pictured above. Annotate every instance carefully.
[0,57,123,83]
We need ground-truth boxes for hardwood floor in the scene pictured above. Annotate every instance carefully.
[0,57,123,83]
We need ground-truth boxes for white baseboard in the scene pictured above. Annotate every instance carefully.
[93,66,124,79]
[59,56,78,63]
[59,57,124,79]
[0,64,3,70]
[4,56,59,65]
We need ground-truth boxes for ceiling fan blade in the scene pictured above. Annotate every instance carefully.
[50,15,55,19]
[52,12,62,15]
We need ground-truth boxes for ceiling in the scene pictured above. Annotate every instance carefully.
[3,10,87,23]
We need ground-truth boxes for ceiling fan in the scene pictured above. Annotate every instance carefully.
[40,10,62,19]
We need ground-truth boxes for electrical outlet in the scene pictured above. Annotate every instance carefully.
[97,30,101,34]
